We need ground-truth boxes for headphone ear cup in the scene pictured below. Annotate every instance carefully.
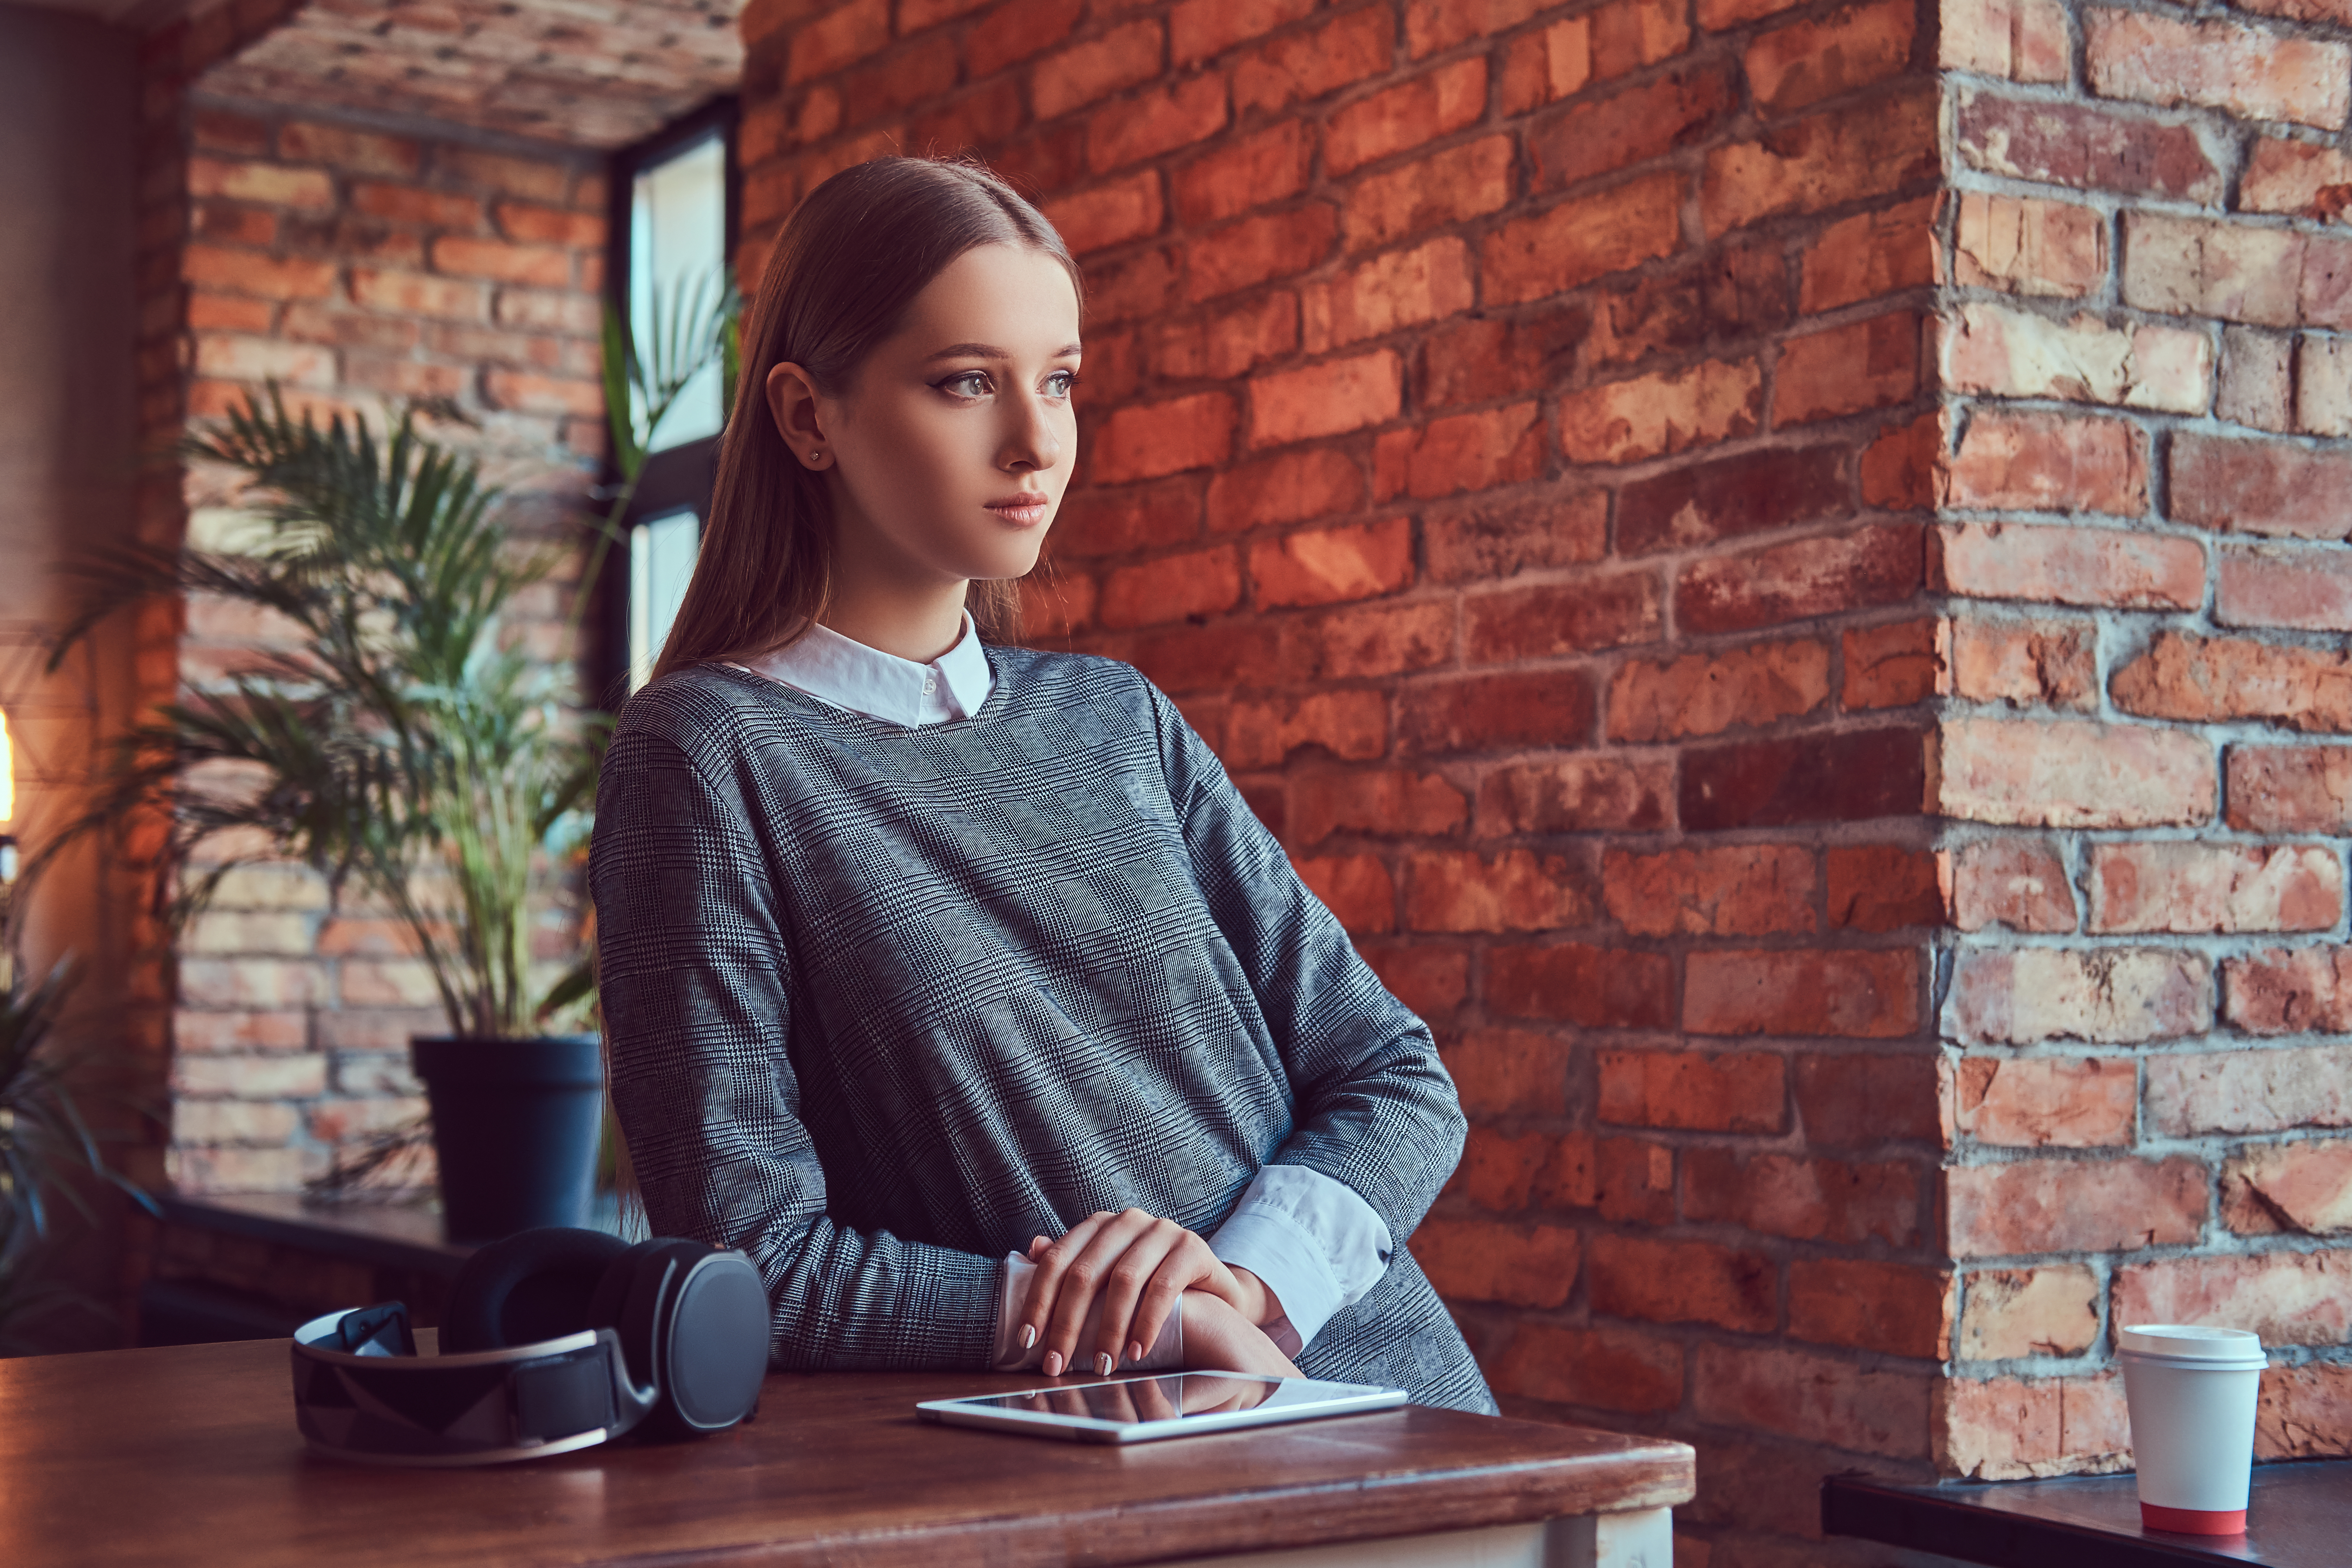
[660,1251,768,1434]
[587,1239,698,1392]
[441,1228,631,1354]
[611,1240,723,1442]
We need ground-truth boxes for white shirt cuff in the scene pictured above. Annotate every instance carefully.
[993,1253,1184,1372]
[1208,1164,1392,1352]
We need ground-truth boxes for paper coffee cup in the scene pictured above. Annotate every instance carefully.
[2118,1324,2267,1535]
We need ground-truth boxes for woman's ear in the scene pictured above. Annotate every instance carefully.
[766,362,832,470]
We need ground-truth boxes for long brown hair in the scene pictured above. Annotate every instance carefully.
[650,157,1083,682]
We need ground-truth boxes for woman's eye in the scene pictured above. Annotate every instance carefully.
[940,372,992,398]
[1045,370,1078,398]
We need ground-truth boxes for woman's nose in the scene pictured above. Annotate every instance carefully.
[1003,392,1062,472]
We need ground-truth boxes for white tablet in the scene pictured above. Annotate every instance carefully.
[916,1371,1407,1443]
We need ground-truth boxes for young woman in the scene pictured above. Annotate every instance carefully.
[589,156,1494,1413]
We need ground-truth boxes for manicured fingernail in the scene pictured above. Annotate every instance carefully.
[1020,1325,1036,1350]
[1043,1351,1062,1376]
[1127,1341,1143,1365]
[1094,1353,1113,1376]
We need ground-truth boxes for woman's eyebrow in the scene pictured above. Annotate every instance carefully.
[924,341,1084,361]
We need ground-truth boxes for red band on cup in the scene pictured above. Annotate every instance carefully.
[2141,1502,2247,1536]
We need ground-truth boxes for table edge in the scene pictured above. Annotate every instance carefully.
[579,1442,1698,1568]
[158,1192,474,1276]
[1820,1474,2241,1568]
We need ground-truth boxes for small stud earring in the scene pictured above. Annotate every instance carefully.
[809,450,821,461]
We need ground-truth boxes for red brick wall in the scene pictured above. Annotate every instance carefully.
[1935,0,2352,1482]
[175,110,608,458]
[134,11,607,1192]
[741,0,1946,1557]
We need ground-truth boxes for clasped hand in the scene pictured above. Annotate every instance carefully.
[1016,1207,1301,1380]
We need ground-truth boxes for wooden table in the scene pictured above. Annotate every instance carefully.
[1823,1461,2352,1566]
[1,1336,1693,1567]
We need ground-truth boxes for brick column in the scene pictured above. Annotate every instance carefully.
[743,2,1947,1559]
[1936,0,2352,1481]
[123,0,309,1219]
[134,8,609,1191]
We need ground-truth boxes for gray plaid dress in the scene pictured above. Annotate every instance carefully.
[589,646,1495,1412]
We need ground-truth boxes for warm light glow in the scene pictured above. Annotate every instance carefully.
[0,704,12,825]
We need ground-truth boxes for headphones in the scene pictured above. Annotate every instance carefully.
[290,1228,770,1466]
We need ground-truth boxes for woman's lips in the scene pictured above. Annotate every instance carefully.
[985,495,1051,527]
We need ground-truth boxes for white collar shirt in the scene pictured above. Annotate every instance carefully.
[731,610,995,726]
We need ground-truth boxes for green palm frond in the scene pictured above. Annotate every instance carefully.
[49,279,737,1041]
[0,960,158,1280]
[601,266,741,487]
[535,957,597,1024]
[48,390,597,1038]
[720,312,743,422]
[600,306,646,485]
[577,268,741,634]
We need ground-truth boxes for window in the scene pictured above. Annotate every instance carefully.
[603,99,739,701]
[627,508,701,691]
[626,132,728,457]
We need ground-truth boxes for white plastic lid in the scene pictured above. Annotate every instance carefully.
[2120,1323,2265,1361]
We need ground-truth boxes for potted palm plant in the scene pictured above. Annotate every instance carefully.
[52,396,607,1240]
[51,274,737,1241]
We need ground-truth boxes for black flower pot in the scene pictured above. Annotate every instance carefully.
[411,1033,604,1243]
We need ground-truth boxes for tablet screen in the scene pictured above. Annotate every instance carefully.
[954,1372,1283,1425]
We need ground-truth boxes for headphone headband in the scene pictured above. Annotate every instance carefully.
[291,1306,656,1467]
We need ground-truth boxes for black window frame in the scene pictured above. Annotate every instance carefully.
[590,94,741,710]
